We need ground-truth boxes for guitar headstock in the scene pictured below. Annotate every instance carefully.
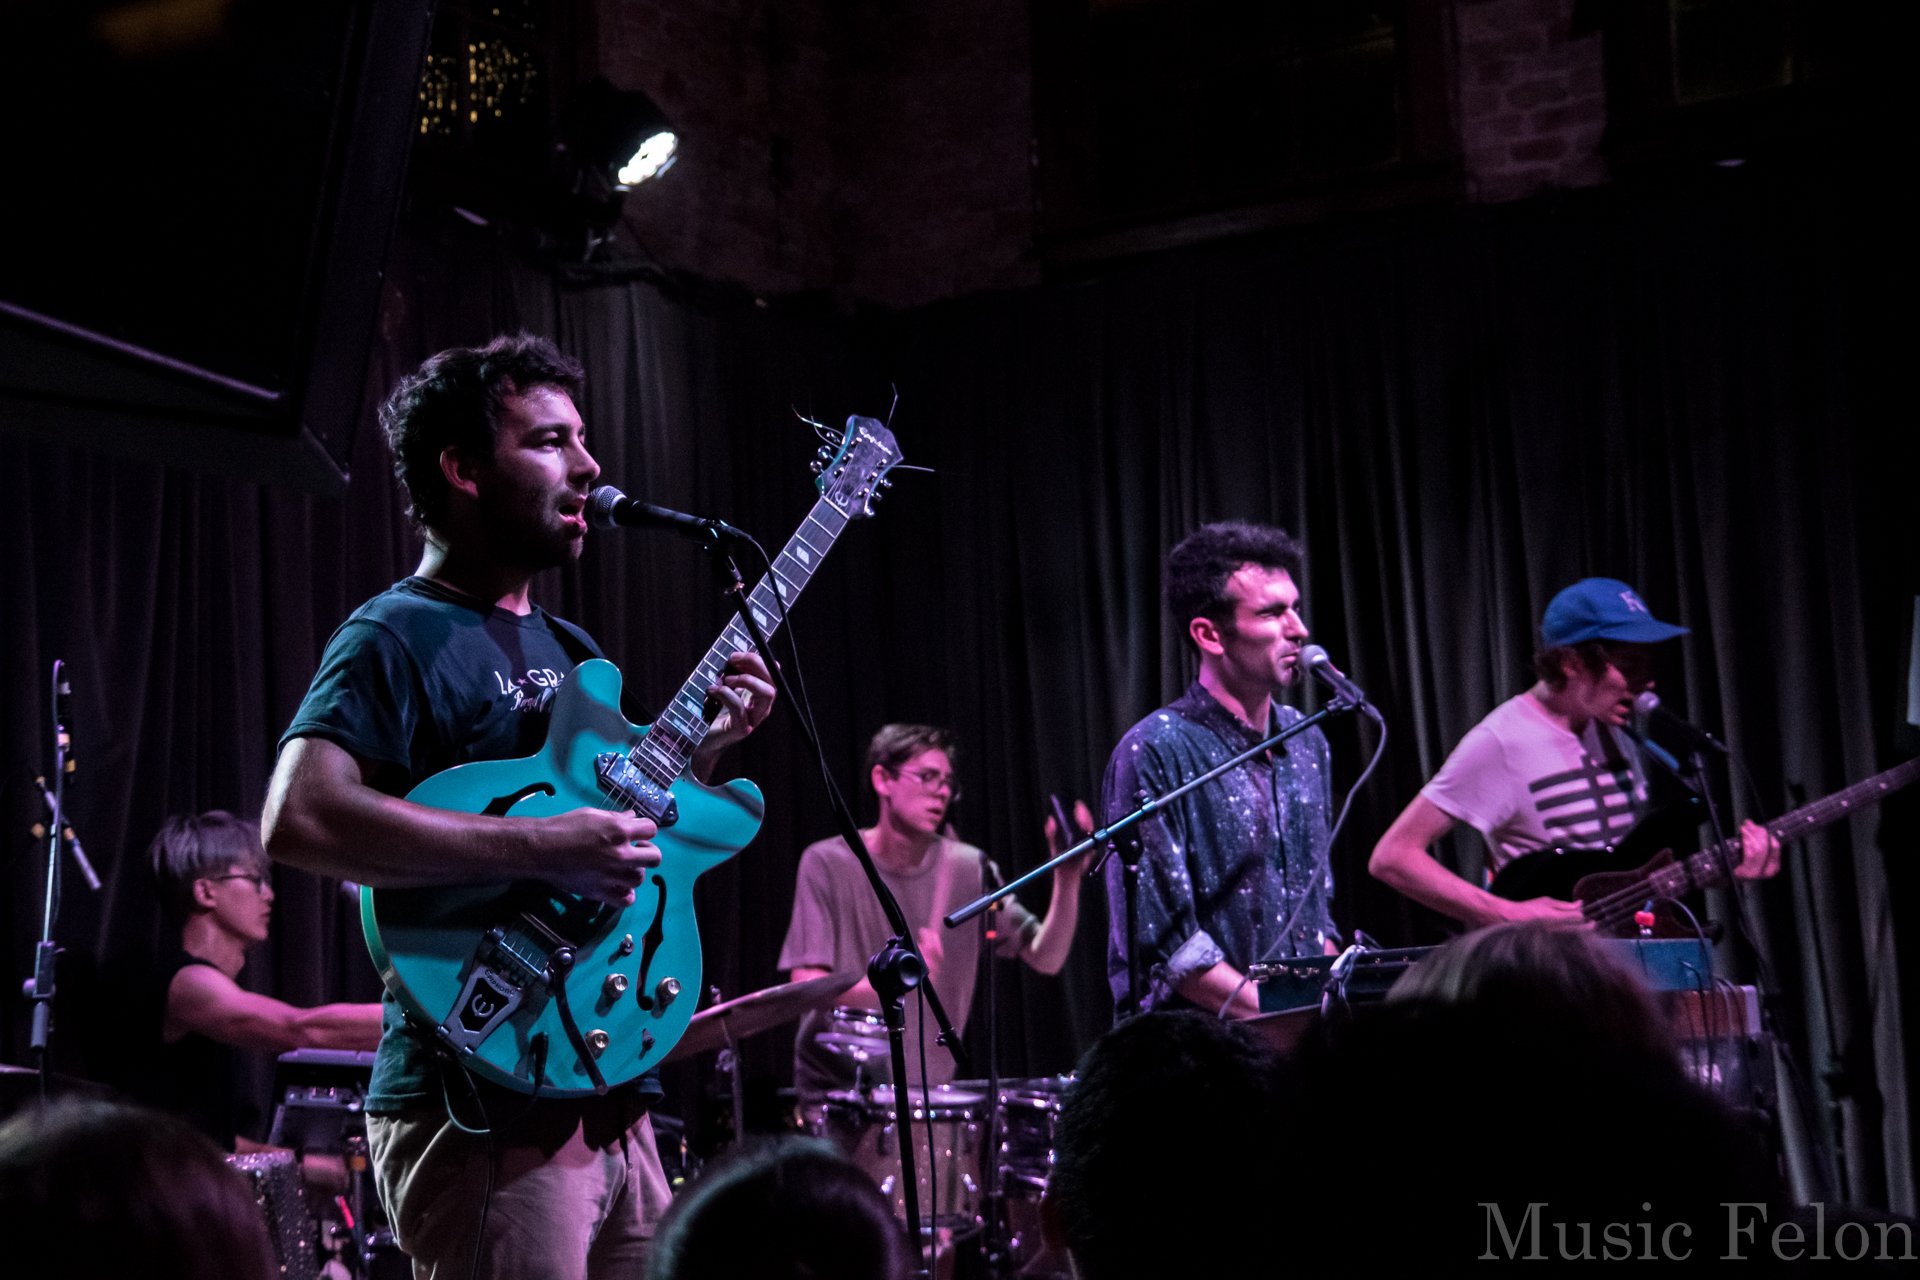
[812,416,903,519]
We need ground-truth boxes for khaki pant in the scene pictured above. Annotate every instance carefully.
[368,1091,673,1280]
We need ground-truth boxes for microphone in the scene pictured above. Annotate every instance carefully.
[586,486,748,543]
[1299,645,1370,709]
[31,777,100,892]
[1632,691,1729,756]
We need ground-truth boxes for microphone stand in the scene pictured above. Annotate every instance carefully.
[944,697,1361,1019]
[26,661,72,1099]
[977,858,1006,1279]
[699,535,964,1276]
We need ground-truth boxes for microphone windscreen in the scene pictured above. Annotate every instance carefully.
[586,485,626,530]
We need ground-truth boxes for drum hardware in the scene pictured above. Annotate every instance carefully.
[266,1049,404,1280]
[227,1149,320,1280]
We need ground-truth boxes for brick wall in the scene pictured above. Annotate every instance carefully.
[1455,0,1609,203]
[826,0,1039,310]
[593,0,1613,304]
[595,0,837,297]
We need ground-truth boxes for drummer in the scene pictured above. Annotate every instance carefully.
[779,724,1091,1093]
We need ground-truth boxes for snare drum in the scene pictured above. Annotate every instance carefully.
[805,1083,985,1228]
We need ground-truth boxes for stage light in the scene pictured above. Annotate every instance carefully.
[617,129,677,188]
[566,77,677,194]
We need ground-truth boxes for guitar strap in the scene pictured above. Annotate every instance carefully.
[541,613,602,669]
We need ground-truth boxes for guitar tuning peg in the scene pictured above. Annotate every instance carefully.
[809,461,824,475]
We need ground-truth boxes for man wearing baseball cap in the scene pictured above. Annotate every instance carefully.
[1368,578,1780,927]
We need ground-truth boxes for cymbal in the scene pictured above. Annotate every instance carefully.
[661,971,860,1065]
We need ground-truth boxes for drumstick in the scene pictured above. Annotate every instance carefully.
[929,832,959,935]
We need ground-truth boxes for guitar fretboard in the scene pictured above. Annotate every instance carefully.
[1638,756,1920,904]
[624,495,852,788]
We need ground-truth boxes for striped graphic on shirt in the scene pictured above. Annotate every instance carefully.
[1528,752,1638,845]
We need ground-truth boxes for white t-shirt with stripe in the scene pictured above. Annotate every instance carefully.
[1420,692,1648,873]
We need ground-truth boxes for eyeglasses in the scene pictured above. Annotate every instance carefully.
[211,872,271,894]
[887,767,961,803]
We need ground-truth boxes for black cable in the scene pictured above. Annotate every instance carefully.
[1653,894,1718,1092]
[437,1060,496,1280]
[916,984,937,1244]
[1218,704,1389,1018]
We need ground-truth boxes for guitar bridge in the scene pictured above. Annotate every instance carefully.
[596,752,679,826]
[439,923,551,1055]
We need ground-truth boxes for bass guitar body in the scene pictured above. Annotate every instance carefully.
[361,658,763,1097]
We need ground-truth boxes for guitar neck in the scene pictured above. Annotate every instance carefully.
[1643,756,1920,902]
[624,495,851,786]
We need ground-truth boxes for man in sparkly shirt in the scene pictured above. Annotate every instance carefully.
[1100,521,1337,1019]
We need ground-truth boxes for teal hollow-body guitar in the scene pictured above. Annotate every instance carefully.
[360,416,904,1097]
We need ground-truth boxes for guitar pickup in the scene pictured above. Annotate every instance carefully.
[595,753,679,827]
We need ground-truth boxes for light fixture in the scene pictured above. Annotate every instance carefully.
[565,77,678,195]
[616,129,677,188]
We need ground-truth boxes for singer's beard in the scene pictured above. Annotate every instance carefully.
[476,487,589,574]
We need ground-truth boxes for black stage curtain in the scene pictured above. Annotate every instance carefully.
[2,168,1911,1211]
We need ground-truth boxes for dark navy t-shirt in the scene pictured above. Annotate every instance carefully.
[281,576,654,1111]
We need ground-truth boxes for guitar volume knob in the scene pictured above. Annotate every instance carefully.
[654,977,681,1009]
[585,1029,610,1056]
[603,973,629,1000]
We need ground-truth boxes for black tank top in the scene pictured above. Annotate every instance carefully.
[134,951,242,1151]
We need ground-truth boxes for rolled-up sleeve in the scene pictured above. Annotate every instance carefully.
[1102,723,1204,1013]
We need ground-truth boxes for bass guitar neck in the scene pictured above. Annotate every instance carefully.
[1578,756,1920,936]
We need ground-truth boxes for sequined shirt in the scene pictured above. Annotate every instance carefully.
[1100,681,1335,1014]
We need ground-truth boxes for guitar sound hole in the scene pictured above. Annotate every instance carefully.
[635,877,667,1010]
[481,782,557,817]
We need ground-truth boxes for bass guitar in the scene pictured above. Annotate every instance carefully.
[361,417,904,1097]
[1490,756,1920,937]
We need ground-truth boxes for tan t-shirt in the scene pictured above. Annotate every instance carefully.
[778,835,1038,1093]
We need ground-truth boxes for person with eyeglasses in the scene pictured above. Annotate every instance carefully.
[137,810,382,1151]
[781,723,1091,1093]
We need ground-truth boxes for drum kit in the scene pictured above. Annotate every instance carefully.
[177,974,1081,1279]
[664,977,1079,1277]
[797,1001,1077,1278]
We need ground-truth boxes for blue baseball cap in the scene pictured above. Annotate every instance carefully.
[1541,578,1689,647]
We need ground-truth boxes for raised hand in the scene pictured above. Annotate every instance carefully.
[1045,799,1098,878]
